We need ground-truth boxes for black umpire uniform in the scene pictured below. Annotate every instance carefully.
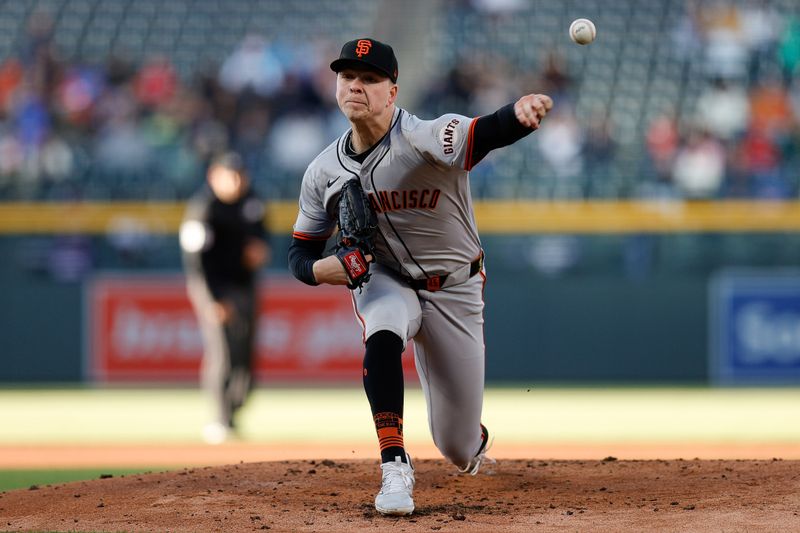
[180,153,270,443]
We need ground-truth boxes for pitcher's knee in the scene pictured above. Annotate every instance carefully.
[435,440,474,469]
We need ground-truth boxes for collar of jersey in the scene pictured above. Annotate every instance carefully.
[337,107,403,173]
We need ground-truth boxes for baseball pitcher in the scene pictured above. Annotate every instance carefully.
[288,37,552,516]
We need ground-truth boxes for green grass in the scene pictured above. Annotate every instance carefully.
[0,385,798,444]
[0,468,151,492]
[1,385,798,492]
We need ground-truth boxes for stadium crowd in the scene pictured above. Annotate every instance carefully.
[1,1,800,201]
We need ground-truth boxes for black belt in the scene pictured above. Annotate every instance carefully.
[405,253,484,292]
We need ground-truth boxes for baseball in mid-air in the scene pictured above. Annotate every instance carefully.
[569,18,596,45]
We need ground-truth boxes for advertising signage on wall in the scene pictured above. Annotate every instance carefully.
[710,270,800,385]
[86,274,416,383]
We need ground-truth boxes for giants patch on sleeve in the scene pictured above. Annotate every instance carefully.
[439,118,460,155]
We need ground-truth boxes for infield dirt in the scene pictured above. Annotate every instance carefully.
[1,458,798,532]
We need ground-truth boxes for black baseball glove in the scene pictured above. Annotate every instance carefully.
[335,179,378,290]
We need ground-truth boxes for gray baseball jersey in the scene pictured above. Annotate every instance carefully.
[293,107,487,466]
[293,108,481,277]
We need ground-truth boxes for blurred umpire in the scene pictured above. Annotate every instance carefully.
[179,152,271,444]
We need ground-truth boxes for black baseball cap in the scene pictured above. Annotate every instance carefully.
[330,38,398,83]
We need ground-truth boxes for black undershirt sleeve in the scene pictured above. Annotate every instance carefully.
[468,102,534,169]
[288,237,327,286]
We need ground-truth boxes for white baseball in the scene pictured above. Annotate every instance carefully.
[569,18,596,45]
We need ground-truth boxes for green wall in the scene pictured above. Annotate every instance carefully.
[485,277,707,382]
[1,233,793,384]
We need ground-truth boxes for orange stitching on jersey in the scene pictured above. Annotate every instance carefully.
[292,231,330,241]
[464,117,478,171]
[350,292,367,344]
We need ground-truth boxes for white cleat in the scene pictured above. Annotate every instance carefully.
[458,424,496,475]
[375,454,415,516]
[202,422,232,445]
[459,446,497,475]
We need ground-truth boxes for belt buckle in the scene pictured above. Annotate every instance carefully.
[426,276,442,291]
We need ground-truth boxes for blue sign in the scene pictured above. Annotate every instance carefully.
[710,270,800,385]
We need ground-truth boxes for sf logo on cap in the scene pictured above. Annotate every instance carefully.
[355,39,372,57]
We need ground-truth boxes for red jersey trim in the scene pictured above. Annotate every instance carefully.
[292,231,331,241]
[464,117,479,171]
[350,292,367,345]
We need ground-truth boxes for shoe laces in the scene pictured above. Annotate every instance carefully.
[458,435,496,476]
[380,456,415,493]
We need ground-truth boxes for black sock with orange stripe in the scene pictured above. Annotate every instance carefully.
[363,330,407,464]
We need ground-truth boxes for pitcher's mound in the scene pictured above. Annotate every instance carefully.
[1,459,798,532]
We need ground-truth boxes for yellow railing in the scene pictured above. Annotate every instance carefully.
[473,200,800,233]
[2,200,800,234]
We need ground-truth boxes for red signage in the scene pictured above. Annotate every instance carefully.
[87,275,416,383]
